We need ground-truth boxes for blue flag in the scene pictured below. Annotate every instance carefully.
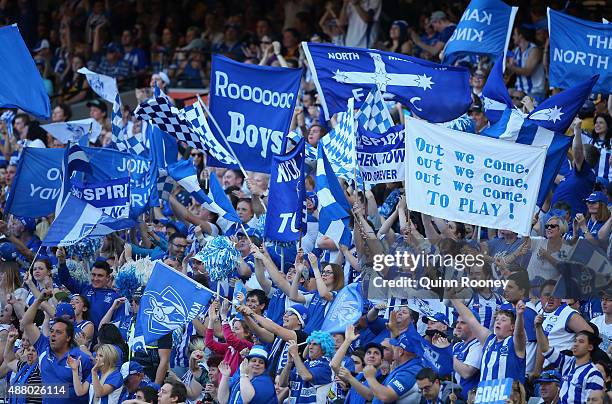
[443,0,518,65]
[138,261,214,344]
[357,124,406,184]
[548,8,611,93]
[70,177,131,219]
[265,138,306,242]
[302,42,472,123]
[320,282,363,333]
[43,194,135,247]
[315,144,352,247]
[167,159,211,205]
[527,75,599,133]
[207,55,302,172]
[481,57,513,124]
[6,148,157,218]
[149,124,179,170]
[207,172,241,223]
[482,109,572,206]
[0,25,50,119]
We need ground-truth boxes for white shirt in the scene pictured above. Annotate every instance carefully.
[591,314,612,352]
[344,0,382,48]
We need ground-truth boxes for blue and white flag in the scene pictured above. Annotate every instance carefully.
[548,8,611,93]
[357,124,405,184]
[475,378,513,404]
[321,98,363,187]
[302,42,472,123]
[67,143,92,175]
[482,108,573,206]
[168,159,241,223]
[481,57,513,124]
[355,86,394,133]
[316,144,352,247]
[554,240,612,299]
[70,177,131,219]
[1,111,15,138]
[440,113,476,133]
[321,282,363,333]
[287,130,316,161]
[78,67,118,103]
[442,0,518,64]
[207,55,302,172]
[138,261,214,344]
[111,93,128,152]
[264,138,306,242]
[180,100,237,165]
[42,119,102,144]
[6,148,157,218]
[43,194,135,246]
[527,75,598,133]
[0,25,50,119]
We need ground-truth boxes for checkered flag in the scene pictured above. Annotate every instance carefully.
[179,102,237,165]
[156,168,176,201]
[355,86,393,133]
[111,93,128,152]
[320,98,363,187]
[124,130,149,157]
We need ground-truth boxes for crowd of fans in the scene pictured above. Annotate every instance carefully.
[0,0,611,403]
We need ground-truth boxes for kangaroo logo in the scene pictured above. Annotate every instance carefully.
[89,76,105,96]
[66,123,85,138]
[143,287,188,334]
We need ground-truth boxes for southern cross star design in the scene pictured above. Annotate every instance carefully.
[529,105,564,123]
[332,53,434,92]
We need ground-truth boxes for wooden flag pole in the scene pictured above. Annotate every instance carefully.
[197,95,249,180]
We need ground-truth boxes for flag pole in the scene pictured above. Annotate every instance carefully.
[197,95,249,180]
[239,222,252,244]
[26,245,44,276]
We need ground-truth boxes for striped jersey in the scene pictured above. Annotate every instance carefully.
[513,42,546,97]
[467,291,503,330]
[480,334,526,384]
[544,347,604,404]
[453,338,482,399]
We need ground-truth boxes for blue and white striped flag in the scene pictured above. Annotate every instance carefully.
[482,108,572,206]
[167,159,240,223]
[481,58,513,125]
[179,101,237,165]
[67,143,92,175]
[355,86,393,133]
[315,143,352,247]
[321,98,363,187]
[44,194,135,246]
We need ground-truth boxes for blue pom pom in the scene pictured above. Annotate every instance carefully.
[200,236,240,281]
[66,237,102,261]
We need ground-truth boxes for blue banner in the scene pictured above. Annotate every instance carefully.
[264,138,306,242]
[443,0,517,64]
[71,177,130,219]
[548,8,611,93]
[302,42,472,123]
[357,124,405,184]
[321,282,364,334]
[138,262,214,344]
[475,378,513,404]
[207,55,302,173]
[0,25,50,119]
[6,148,157,218]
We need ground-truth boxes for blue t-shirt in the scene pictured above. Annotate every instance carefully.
[346,370,384,404]
[33,334,93,404]
[228,371,278,404]
[437,24,457,43]
[86,369,123,404]
[289,357,333,403]
[551,161,596,216]
[372,358,423,404]
[304,291,336,334]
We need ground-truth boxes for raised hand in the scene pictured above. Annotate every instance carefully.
[345,325,359,343]
[218,361,231,377]
[67,355,81,371]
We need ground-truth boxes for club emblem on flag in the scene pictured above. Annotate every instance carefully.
[66,123,86,138]
[143,286,189,333]
[78,223,95,238]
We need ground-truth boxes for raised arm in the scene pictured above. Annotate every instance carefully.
[288,260,307,304]
[98,297,127,330]
[451,298,491,346]
[513,301,526,358]
[330,325,359,371]
[534,313,549,354]
[571,118,585,170]
[308,252,334,301]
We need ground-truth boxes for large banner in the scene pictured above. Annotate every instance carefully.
[548,8,611,92]
[71,177,130,219]
[357,124,405,184]
[302,42,472,123]
[264,138,306,242]
[207,55,302,173]
[405,118,546,236]
[6,148,156,218]
[443,0,518,64]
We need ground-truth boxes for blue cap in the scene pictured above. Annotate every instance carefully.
[585,191,608,204]
[389,334,411,351]
[16,217,36,232]
[286,304,308,327]
[425,312,450,326]
[498,303,516,313]
[105,42,121,53]
[246,345,269,364]
[121,361,144,378]
[55,302,75,319]
[166,221,188,237]
[535,370,561,384]
[236,226,262,240]
[0,243,17,262]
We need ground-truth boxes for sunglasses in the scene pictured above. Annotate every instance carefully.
[190,153,203,157]
[544,224,559,229]
[512,96,523,100]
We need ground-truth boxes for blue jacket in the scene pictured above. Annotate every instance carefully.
[58,262,119,329]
